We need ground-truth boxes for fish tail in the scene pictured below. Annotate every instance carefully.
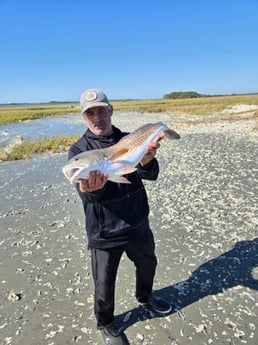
[165,128,180,140]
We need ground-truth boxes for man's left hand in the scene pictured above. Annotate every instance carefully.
[140,133,165,166]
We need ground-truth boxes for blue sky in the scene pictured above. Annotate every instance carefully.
[0,0,257,103]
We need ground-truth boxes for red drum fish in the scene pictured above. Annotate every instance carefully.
[62,121,180,184]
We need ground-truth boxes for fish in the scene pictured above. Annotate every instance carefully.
[62,121,180,184]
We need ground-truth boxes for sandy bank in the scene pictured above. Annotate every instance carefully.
[0,113,257,345]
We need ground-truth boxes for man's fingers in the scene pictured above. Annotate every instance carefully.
[79,171,108,192]
[154,132,165,143]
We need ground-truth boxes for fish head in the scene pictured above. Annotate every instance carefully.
[62,150,106,183]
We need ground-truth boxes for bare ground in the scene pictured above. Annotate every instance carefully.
[0,111,257,345]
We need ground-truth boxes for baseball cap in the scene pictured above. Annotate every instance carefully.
[80,88,111,113]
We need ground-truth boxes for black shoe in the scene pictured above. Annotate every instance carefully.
[144,295,172,315]
[100,324,127,345]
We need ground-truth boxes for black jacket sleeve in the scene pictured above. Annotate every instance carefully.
[76,183,107,203]
[136,158,159,180]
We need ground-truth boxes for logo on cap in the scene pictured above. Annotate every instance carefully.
[85,91,98,101]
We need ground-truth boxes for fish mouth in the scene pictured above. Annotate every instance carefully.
[63,167,80,182]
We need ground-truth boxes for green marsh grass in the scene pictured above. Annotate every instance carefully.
[0,134,80,161]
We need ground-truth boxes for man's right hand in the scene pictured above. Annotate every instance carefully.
[79,171,108,192]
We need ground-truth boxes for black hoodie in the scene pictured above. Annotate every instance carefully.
[68,125,159,249]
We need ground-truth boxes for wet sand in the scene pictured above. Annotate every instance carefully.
[0,113,258,345]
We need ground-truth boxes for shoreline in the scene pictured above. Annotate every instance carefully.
[0,115,258,345]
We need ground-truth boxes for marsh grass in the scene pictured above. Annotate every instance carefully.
[0,134,80,161]
[113,94,258,115]
[0,104,79,124]
[1,94,258,125]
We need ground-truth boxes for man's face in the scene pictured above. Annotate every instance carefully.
[83,106,113,136]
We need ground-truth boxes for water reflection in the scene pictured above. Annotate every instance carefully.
[0,114,86,146]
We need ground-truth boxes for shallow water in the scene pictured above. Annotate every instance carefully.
[0,111,184,147]
[0,114,85,145]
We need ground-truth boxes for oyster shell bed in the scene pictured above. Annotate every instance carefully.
[0,111,257,345]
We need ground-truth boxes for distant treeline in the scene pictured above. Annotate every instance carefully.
[162,91,255,99]
[164,91,208,99]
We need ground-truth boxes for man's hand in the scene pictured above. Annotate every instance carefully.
[79,171,108,192]
[140,132,165,166]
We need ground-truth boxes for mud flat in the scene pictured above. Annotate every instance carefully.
[0,112,258,345]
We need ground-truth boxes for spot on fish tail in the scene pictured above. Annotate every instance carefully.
[165,128,180,139]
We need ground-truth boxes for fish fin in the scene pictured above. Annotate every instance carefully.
[117,166,138,175]
[164,128,180,139]
[109,176,131,184]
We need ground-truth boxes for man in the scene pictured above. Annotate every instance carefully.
[68,89,171,345]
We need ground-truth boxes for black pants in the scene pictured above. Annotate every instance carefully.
[90,229,157,328]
